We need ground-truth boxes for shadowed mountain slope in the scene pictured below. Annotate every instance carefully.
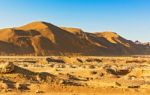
[0,21,149,56]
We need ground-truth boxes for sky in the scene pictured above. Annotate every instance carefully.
[0,0,150,42]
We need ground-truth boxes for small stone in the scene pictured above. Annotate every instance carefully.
[35,90,43,93]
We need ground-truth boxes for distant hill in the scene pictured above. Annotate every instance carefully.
[0,21,149,56]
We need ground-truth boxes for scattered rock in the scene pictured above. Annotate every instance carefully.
[35,90,44,93]
[106,66,131,76]
[128,85,140,88]
[16,83,21,90]
[115,82,121,86]
[86,58,102,63]
[88,65,96,69]
[76,58,83,63]
[128,76,137,80]
[0,81,8,91]
[90,71,97,75]
[0,62,15,74]
[46,57,65,63]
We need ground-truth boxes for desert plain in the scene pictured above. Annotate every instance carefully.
[0,56,149,95]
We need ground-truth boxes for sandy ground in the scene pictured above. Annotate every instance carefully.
[0,56,149,95]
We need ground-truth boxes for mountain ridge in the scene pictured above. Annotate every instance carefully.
[0,21,149,56]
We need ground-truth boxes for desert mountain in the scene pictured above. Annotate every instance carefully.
[0,21,149,56]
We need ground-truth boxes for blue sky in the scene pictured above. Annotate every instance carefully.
[0,0,150,42]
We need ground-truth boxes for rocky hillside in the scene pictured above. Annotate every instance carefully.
[0,21,149,56]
